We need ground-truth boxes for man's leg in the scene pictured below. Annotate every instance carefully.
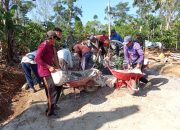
[81,56,86,70]
[55,86,62,108]
[21,63,34,89]
[140,77,148,84]
[140,77,152,89]
[31,64,43,87]
[85,52,92,69]
[43,76,59,116]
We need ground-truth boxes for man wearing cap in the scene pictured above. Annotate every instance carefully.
[54,27,62,40]
[110,29,123,55]
[35,30,61,117]
[21,50,42,93]
[134,33,145,51]
[100,31,109,47]
[123,35,151,89]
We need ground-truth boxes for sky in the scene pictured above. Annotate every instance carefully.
[75,0,137,25]
[28,0,137,25]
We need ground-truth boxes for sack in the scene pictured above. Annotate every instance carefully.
[104,75,117,88]
[51,69,67,86]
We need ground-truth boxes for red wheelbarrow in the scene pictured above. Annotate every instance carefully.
[109,68,144,95]
[64,69,101,92]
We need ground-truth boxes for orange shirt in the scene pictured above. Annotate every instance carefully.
[73,44,90,56]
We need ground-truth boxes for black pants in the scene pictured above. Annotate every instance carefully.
[140,76,148,84]
[132,63,148,84]
[43,76,62,115]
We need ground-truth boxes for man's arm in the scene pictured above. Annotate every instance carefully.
[35,43,50,69]
[124,45,130,65]
[135,43,144,67]
[117,34,123,42]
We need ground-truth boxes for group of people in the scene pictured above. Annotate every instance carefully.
[21,27,150,117]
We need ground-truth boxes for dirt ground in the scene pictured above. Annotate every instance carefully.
[0,65,26,123]
[0,51,180,130]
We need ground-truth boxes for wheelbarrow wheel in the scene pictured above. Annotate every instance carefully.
[84,80,99,92]
[127,79,137,95]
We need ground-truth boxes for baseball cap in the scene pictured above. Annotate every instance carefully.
[123,36,132,45]
[46,30,57,39]
[89,35,96,41]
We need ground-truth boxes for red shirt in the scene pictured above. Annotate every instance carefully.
[35,40,54,77]
[100,35,109,47]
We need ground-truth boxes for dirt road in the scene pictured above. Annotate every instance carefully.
[1,72,180,130]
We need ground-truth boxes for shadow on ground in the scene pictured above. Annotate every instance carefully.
[57,86,115,118]
[1,102,139,130]
[137,77,169,97]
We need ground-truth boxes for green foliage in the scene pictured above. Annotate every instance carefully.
[114,56,123,70]
[160,30,176,48]
[0,0,180,64]
[15,22,46,51]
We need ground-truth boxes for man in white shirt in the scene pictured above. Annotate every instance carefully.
[57,45,73,71]
[21,51,41,93]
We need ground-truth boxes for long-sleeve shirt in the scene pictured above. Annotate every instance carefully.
[100,35,109,47]
[35,40,54,77]
[110,32,123,42]
[124,42,144,65]
[57,48,73,68]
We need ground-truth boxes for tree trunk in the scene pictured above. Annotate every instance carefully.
[7,29,14,63]
[2,0,15,64]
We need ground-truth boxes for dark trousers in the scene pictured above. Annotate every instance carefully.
[139,76,148,84]
[132,63,148,84]
[43,76,62,115]
[21,63,41,89]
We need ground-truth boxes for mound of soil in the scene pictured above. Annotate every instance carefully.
[160,64,180,77]
[0,65,25,123]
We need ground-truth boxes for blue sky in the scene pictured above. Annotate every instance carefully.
[75,0,137,25]
[28,0,137,25]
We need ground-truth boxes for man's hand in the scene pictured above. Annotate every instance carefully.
[48,66,56,73]
[128,64,132,69]
[135,63,141,69]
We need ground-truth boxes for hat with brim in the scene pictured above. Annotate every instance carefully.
[123,35,132,45]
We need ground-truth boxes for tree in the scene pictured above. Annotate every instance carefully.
[105,2,131,25]
[93,14,98,20]
[155,0,180,30]
[74,16,83,41]
[0,0,18,63]
[29,0,55,23]
[16,0,36,25]
[53,0,82,45]
[0,0,37,63]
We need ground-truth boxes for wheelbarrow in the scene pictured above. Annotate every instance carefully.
[64,68,101,92]
[109,68,144,95]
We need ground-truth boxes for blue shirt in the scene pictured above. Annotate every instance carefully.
[110,32,123,42]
